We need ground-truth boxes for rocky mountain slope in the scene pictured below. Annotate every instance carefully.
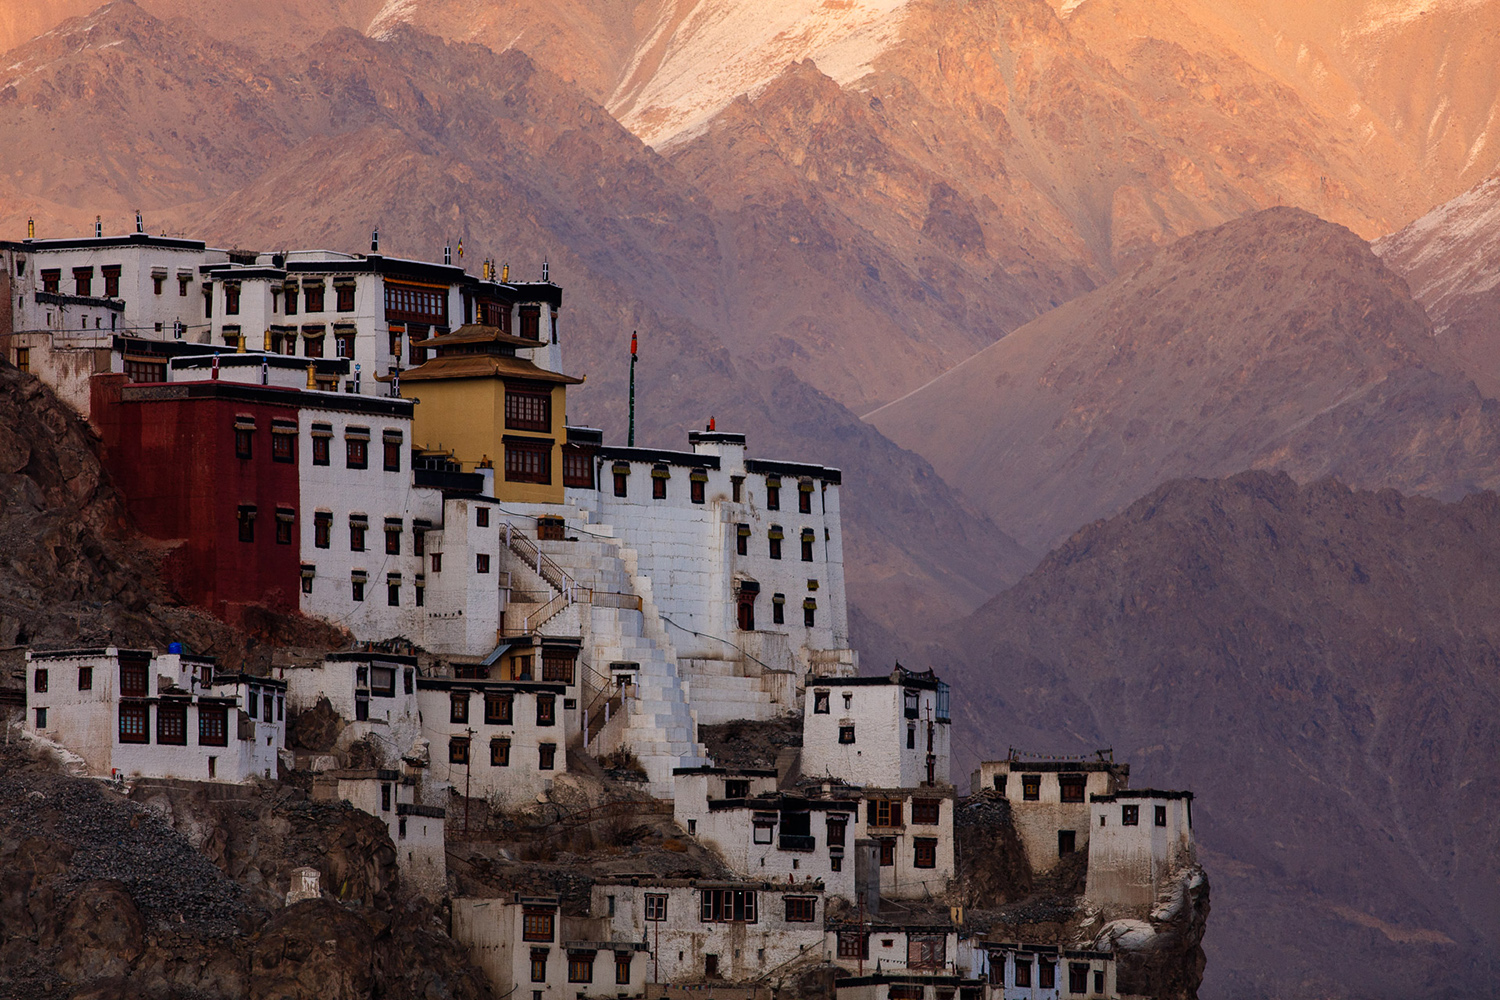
[931,470,1500,999]
[868,207,1500,550]
[1375,167,1500,397]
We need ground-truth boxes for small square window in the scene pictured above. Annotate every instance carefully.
[476,507,490,527]
[813,691,829,714]
[1023,775,1041,801]
[449,737,470,765]
[353,578,365,602]
[914,837,938,869]
[34,707,46,728]
[32,669,47,693]
[77,666,92,691]
[476,553,490,574]
[1122,805,1140,826]
[1156,805,1168,827]
[539,742,557,770]
[838,724,855,744]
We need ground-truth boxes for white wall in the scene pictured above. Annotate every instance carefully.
[417,681,571,808]
[802,678,952,790]
[1084,795,1195,909]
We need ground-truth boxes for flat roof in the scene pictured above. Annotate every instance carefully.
[118,381,415,417]
[1091,789,1193,802]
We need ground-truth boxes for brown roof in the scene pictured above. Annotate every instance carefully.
[421,323,542,350]
[396,352,584,385]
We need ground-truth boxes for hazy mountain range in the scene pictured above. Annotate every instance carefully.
[2,2,1499,996]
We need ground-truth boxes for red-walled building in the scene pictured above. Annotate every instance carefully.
[94,376,303,620]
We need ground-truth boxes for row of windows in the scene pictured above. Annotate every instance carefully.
[232,420,405,472]
[735,523,821,561]
[450,737,555,770]
[1101,803,1169,828]
[866,798,944,827]
[334,574,422,607]
[311,513,427,557]
[737,590,817,631]
[1000,772,1089,803]
[115,702,233,747]
[990,955,1105,994]
[236,505,296,545]
[448,690,559,725]
[40,265,122,299]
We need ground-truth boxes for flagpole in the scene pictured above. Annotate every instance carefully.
[628,331,638,447]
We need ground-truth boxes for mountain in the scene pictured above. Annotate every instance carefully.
[867,207,1500,551]
[930,470,1500,999]
[1374,168,1500,398]
[0,3,1033,649]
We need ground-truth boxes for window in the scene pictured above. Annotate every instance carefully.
[615,952,631,985]
[1039,960,1056,990]
[304,333,325,358]
[476,553,490,574]
[384,439,401,472]
[1122,805,1139,826]
[352,575,366,602]
[613,466,629,497]
[563,447,594,488]
[736,524,749,556]
[1022,775,1041,801]
[801,529,815,561]
[1069,964,1089,994]
[233,504,255,543]
[704,955,719,980]
[914,838,938,869]
[224,284,240,315]
[34,707,46,729]
[235,425,254,460]
[275,509,294,545]
[350,519,367,551]
[568,952,594,983]
[690,470,706,504]
[336,284,355,312]
[312,435,330,466]
[14,347,29,373]
[1015,958,1032,988]
[1058,830,1076,855]
[1060,775,1086,803]
[799,481,813,513]
[119,704,149,744]
[889,987,923,1000]
[772,593,785,625]
[398,816,406,839]
[505,388,551,432]
[908,934,946,970]
[838,724,855,744]
[644,894,667,921]
[199,705,228,746]
[386,580,400,606]
[753,821,773,844]
[449,737,470,765]
[908,724,916,749]
[380,783,392,812]
[766,477,780,509]
[784,896,816,922]
[32,669,47,693]
[879,839,895,866]
[869,800,903,828]
[73,267,93,296]
[827,816,847,846]
[1156,805,1168,827]
[485,692,513,725]
[651,467,668,500]
[804,598,816,627]
[346,434,369,469]
[700,889,756,923]
[1095,970,1105,994]
[473,506,490,529]
[506,439,552,484]
[813,691,829,714]
[539,742,557,770]
[490,738,510,766]
[77,666,92,691]
[413,527,425,557]
[837,932,868,960]
[518,305,540,340]
[768,526,782,560]
[541,651,575,684]
[737,588,756,631]
[157,702,188,745]
[314,511,331,548]
[271,428,295,463]
[41,269,59,293]
[989,954,1006,985]
[450,692,469,724]
[247,689,259,720]
[536,694,556,726]
[912,799,941,825]
[725,779,750,799]
[335,331,354,358]
[304,282,325,312]
[385,521,401,555]
[530,950,548,983]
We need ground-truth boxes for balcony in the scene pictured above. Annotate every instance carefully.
[778,834,816,852]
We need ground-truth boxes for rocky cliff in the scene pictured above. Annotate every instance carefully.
[931,470,1500,998]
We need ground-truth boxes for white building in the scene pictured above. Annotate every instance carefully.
[827,924,971,978]
[802,669,951,790]
[312,766,447,899]
[24,646,283,783]
[452,894,649,1000]
[981,944,1120,1000]
[970,756,1129,873]
[1084,791,1196,909]
[854,787,956,901]
[282,652,423,766]
[592,878,828,985]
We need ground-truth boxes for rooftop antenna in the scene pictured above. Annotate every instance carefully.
[135,210,143,234]
[94,215,102,238]
[628,331,638,447]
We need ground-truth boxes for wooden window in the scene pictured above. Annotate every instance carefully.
[889,986,923,1000]
[539,742,556,770]
[1067,964,1089,995]
[1015,958,1032,988]
[837,932,868,960]
[908,934,946,970]
[1156,805,1168,827]
[541,651,575,684]
[385,522,401,555]
[304,282,325,312]
[1096,970,1106,993]
[768,526,782,560]
[380,783,392,812]
[303,333,325,358]
[384,281,448,325]
[765,477,780,509]
[736,524,749,556]
[613,469,628,497]
[519,305,540,341]
[449,737,470,765]
[652,473,667,500]
[912,799,941,825]
[199,705,228,746]
[312,435,330,466]
[34,707,46,729]
[124,358,166,383]
[475,506,490,527]
[1122,805,1139,826]
[271,428,295,463]
[224,284,240,315]
[32,669,47,693]
[157,703,188,745]
[988,954,1006,985]
[812,690,829,714]
[838,724,855,744]
[644,894,667,921]
[529,950,548,982]
[73,267,93,296]
[349,519,367,551]
[346,437,368,469]
[275,509,294,545]
[799,481,813,513]
[562,447,593,488]
[1058,830,1077,856]
[801,529,815,561]
[77,666,92,691]
[334,331,354,358]
[690,470,707,504]
[1039,960,1056,989]
[878,838,895,866]
[699,889,756,923]
[994,774,1007,794]
[1060,775,1086,803]
[536,694,556,726]
[235,426,253,460]
[490,737,511,766]
[568,952,595,983]
[784,897,816,922]
[314,512,331,548]
[476,553,490,574]
[914,837,938,869]
[236,504,257,542]
[869,800,903,828]
[352,576,365,602]
[14,347,29,373]
[615,953,632,985]
[1022,775,1041,801]
[41,269,60,293]
[450,692,469,724]
[384,441,401,472]
[336,284,355,312]
[827,816,847,846]
[119,704,149,744]
[505,439,551,484]
[804,599,816,627]
[505,388,551,432]
[485,692,513,725]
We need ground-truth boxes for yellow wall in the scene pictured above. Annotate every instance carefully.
[402,378,566,504]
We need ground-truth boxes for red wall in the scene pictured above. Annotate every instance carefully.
[95,379,302,619]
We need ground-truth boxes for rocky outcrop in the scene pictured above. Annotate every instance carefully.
[1097,866,1210,1000]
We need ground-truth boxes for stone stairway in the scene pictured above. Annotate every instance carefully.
[678,653,791,726]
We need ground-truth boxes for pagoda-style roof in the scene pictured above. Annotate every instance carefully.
[421,323,542,352]
[396,351,583,385]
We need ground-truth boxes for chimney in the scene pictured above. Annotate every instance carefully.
[371,228,379,253]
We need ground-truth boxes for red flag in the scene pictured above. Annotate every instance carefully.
[630,331,638,357]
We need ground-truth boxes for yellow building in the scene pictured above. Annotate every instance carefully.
[397,324,583,504]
